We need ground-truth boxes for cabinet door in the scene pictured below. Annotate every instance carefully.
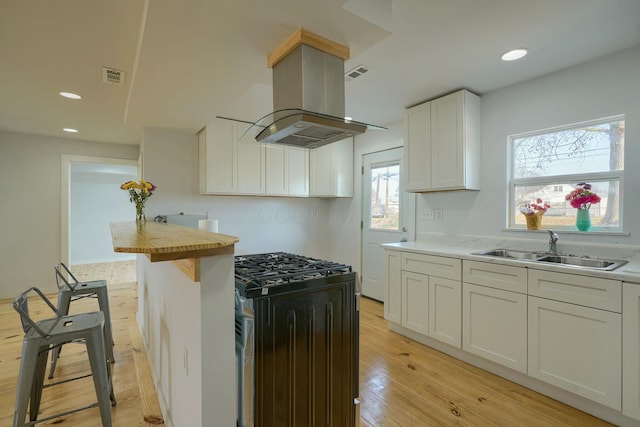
[332,137,354,197]
[528,296,621,409]
[401,271,429,335]
[430,91,463,189]
[236,123,265,194]
[200,120,236,194]
[462,283,527,373]
[265,144,288,195]
[428,276,461,347]
[384,250,402,324]
[288,147,309,196]
[309,143,333,196]
[404,102,431,192]
[622,283,640,420]
[309,138,353,197]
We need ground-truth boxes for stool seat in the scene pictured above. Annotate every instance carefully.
[50,263,114,379]
[12,287,116,427]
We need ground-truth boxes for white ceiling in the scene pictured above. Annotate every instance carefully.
[1,0,639,145]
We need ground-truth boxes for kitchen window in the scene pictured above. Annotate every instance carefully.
[509,116,624,231]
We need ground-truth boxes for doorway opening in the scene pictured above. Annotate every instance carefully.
[61,155,138,282]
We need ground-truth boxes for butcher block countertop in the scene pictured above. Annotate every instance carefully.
[110,222,239,281]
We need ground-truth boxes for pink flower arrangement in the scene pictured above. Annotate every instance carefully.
[520,198,550,216]
[565,183,601,210]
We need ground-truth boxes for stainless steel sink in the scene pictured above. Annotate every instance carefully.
[536,254,627,271]
[472,249,547,260]
[473,249,628,271]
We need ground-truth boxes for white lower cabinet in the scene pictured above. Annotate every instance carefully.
[385,251,629,422]
[429,276,462,347]
[528,295,621,410]
[462,260,527,372]
[385,251,462,347]
[401,271,429,335]
[400,272,462,346]
[623,282,640,420]
[462,283,527,373]
[384,250,402,324]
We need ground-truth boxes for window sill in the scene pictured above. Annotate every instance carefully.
[502,227,629,237]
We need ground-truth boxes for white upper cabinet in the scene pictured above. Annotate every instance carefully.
[199,118,265,195]
[287,146,310,196]
[200,119,343,197]
[310,137,353,197]
[404,89,481,192]
[265,145,310,197]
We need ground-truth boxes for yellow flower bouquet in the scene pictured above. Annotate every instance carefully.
[120,179,157,222]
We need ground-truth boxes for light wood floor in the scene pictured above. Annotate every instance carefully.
[0,261,612,426]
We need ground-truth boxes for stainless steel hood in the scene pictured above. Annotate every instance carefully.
[220,29,383,148]
[255,37,371,148]
[254,108,367,149]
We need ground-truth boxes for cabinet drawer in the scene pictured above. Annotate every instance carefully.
[463,260,527,294]
[401,252,461,280]
[528,269,621,312]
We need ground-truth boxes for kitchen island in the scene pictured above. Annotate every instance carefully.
[111,222,239,427]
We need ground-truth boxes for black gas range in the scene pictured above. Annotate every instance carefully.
[234,252,359,427]
[234,251,355,298]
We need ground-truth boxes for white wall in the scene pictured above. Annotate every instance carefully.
[70,167,138,264]
[326,121,406,275]
[141,127,331,259]
[416,44,640,247]
[0,131,139,298]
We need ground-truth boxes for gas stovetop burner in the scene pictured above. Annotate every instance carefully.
[234,252,354,298]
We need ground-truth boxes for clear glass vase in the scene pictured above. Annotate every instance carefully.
[135,203,145,222]
[575,208,591,231]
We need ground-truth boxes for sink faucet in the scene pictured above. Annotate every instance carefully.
[548,230,559,254]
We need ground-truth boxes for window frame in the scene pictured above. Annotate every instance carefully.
[507,116,625,232]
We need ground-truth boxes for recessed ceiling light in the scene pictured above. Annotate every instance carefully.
[63,128,78,133]
[501,48,528,61]
[59,91,82,100]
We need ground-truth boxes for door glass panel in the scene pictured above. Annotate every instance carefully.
[370,162,400,230]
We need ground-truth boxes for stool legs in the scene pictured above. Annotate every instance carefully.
[13,341,39,427]
[30,348,49,421]
[96,287,115,363]
[86,326,115,426]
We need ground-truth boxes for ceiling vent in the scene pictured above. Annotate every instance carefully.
[102,67,125,85]
[345,64,368,81]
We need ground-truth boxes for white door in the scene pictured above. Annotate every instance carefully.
[361,148,415,301]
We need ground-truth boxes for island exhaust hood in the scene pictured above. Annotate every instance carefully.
[252,29,375,149]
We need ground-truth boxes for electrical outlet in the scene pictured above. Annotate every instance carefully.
[421,209,435,221]
[435,209,444,221]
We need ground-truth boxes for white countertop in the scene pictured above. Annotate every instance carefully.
[382,235,640,283]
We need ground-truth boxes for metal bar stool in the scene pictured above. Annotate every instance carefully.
[49,262,115,379]
[12,287,116,427]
